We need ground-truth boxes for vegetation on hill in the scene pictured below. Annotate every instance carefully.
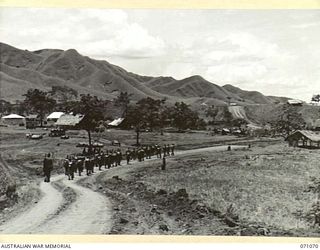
[1,42,319,134]
[1,42,290,108]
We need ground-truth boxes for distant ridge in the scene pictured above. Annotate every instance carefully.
[223,84,291,104]
[0,42,290,107]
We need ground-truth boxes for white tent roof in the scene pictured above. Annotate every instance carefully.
[287,99,303,105]
[108,118,124,126]
[2,114,25,119]
[47,112,64,119]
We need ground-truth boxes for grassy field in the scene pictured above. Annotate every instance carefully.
[141,143,320,234]
[1,126,318,235]
[0,126,244,164]
[0,126,248,186]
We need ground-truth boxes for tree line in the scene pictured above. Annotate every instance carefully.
[1,88,206,146]
[0,87,313,145]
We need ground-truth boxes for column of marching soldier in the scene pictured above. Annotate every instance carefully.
[60,144,175,181]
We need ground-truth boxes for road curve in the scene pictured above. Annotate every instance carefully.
[35,177,112,234]
[0,175,112,234]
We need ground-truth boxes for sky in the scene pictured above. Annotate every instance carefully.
[0,8,319,101]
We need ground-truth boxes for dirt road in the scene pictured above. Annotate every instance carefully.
[0,144,247,234]
[0,175,112,234]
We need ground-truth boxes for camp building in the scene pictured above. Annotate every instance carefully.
[25,114,40,128]
[46,112,65,126]
[286,130,320,148]
[55,114,84,129]
[1,114,25,126]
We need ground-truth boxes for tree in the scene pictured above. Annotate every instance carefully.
[271,104,305,137]
[0,99,12,115]
[124,97,166,145]
[136,97,166,130]
[231,118,247,127]
[224,107,233,124]
[124,105,145,146]
[70,94,105,148]
[168,102,201,131]
[312,94,320,105]
[23,89,56,126]
[206,105,218,125]
[227,96,232,105]
[49,85,78,103]
[114,92,132,115]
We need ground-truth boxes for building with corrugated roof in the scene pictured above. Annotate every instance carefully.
[286,130,320,148]
[287,99,303,106]
[1,114,25,126]
[46,112,65,126]
[55,114,84,129]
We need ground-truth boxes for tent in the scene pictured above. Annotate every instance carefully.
[1,114,25,126]
[47,112,64,121]
[287,99,303,106]
[108,118,124,127]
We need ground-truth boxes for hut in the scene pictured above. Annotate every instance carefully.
[25,114,40,129]
[286,130,320,148]
[108,117,124,127]
[55,114,84,129]
[1,114,25,126]
[287,99,303,106]
[46,112,65,126]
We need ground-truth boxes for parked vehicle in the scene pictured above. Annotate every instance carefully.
[111,140,121,146]
[30,134,43,140]
[49,128,66,137]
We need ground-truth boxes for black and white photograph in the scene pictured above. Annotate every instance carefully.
[0,6,320,238]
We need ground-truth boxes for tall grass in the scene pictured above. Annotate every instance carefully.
[143,144,319,231]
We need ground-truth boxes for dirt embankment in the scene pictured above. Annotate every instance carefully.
[0,150,42,225]
[0,155,22,213]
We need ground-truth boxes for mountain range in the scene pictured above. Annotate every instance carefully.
[0,42,290,107]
